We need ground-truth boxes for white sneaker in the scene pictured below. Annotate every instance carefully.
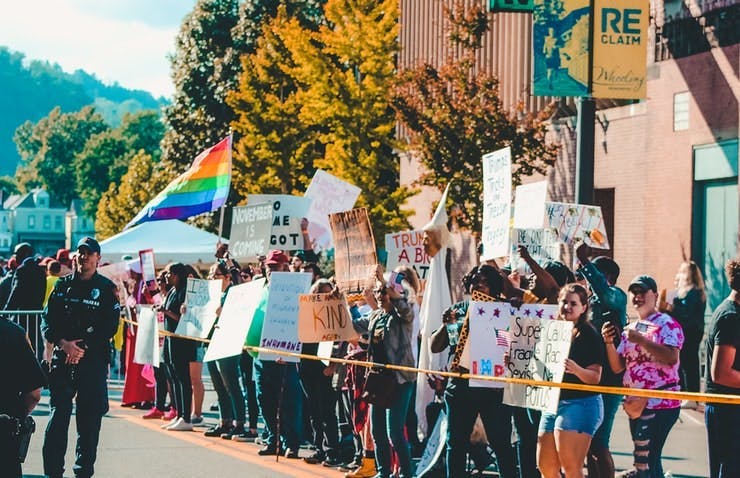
[167,417,193,431]
[161,417,179,429]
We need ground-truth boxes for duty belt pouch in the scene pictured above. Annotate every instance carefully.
[17,416,35,463]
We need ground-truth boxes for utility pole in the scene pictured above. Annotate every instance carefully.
[575,0,596,205]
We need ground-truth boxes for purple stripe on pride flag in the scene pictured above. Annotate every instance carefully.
[150,186,229,209]
[145,196,228,221]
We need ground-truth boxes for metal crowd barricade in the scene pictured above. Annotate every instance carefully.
[1,309,45,360]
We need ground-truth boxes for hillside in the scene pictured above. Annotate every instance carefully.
[0,46,167,176]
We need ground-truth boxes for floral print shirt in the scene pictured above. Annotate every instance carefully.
[617,312,684,409]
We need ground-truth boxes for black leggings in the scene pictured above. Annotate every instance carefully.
[165,338,194,422]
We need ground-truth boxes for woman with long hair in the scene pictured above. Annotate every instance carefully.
[538,284,604,478]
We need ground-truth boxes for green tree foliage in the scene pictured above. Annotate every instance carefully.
[391,2,558,232]
[0,176,18,195]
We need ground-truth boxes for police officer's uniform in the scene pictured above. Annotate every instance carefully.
[0,319,46,477]
[41,262,120,478]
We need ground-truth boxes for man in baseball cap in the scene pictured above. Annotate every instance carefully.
[628,275,658,294]
[76,237,101,255]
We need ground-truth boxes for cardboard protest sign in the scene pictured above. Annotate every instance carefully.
[298,293,359,343]
[139,249,157,290]
[304,169,362,249]
[317,341,334,366]
[204,278,266,362]
[329,208,378,293]
[544,202,610,249]
[258,272,313,362]
[249,194,313,250]
[385,230,431,282]
[481,147,512,260]
[133,305,159,366]
[513,181,547,229]
[229,203,273,262]
[510,228,561,274]
[468,301,512,388]
[503,305,571,413]
[174,278,222,339]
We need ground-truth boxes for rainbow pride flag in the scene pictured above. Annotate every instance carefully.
[125,135,232,229]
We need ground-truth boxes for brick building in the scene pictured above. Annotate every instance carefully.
[399,0,739,314]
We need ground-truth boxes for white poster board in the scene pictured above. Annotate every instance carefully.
[510,228,561,274]
[481,147,512,260]
[384,230,431,282]
[174,278,222,339]
[139,249,157,289]
[249,194,313,250]
[204,278,266,362]
[297,293,360,342]
[258,272,313,362]
[468,301,512,388]
[544,202,610,249]
[503,307,571,413]
[304,169,362,249]
[513,181,548,229]
[133,305,159,366]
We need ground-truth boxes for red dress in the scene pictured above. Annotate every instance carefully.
[121,281,156,405]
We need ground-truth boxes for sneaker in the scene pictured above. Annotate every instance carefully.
[232,429,258,442]
[616,469,647,478]
[304,451,326,465]
[258,446,280,456]
[209,402,219,412]
[204,424,231,437]
[339,462,360,473]
[162,408,177,421]
[161,417,179,429]
[167,417,194,431]
[322,456,343,468]
[345,457,377,478]
[222,424,243,440]
[284,448,300,459]
[142,408,164,420]
[190,415,204,425]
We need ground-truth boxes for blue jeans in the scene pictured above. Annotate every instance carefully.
[628,407,679,478]
[253,359,302,450]
[371,380,414,478]
[208,355,245,423]
[705,403,740,478]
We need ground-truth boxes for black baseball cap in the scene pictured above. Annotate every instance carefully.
[76,236,101,254]
[628,275,657,294]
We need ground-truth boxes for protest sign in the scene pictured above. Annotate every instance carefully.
[133,305,159,366]
[229,203,273,262]
[510,228,561,274]
[481,147,512,260]
[544,202,610,249]
[174,278,222,339]
[503,306,571,413]
[204,278,266,362]
[468,301,512,388]
[258,272,313,362]
[385,230,430,282]
[298,293,359,343]
[139,249,156,290]
[330,208,378,293]
[304,169,362,248]
[513,181,547,229]
[317,341,333,366]
[249,194,313,250]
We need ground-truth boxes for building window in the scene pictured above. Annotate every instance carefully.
[674,92,689,131]
[28,215,35,229]
[43,215,51,229]
[55,216,62,230]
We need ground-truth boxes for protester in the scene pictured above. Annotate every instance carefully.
[537,284,604,478]
[143,269,174,420]
[4,243,46,357]
[184,264,206,424]
[704,258,740,478]
[576,242,628,478]
[41,237,121,478]
[55,248,73,276]
[44,260,62,307]
[662,260,707,409]
[0,255,16,307]
[602,275,684,478]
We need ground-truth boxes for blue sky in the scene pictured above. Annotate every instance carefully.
[0,0,197,98]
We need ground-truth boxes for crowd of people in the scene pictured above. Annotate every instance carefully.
[0,222,738,478]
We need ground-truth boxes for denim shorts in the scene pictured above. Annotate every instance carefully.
[539,394,604,436]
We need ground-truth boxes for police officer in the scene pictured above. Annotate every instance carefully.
[41,237,120,478]
[0,318,45,477]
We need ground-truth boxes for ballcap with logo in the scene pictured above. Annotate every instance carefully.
[77,236,101,255]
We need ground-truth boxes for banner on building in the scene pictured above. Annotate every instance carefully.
[258,272,313,362]
[510,228,561,274]
[330,208,378,293]
[385,230,430,283]
[229,203,273,262]
[174,278,222,339]
[533,0,590,97]
[513,181,548,229]
[592,0,649,99]
[249,194,313,250]
[297,293,359,343]
[481,147,512,260]
[544,202,610,249]
[304,170,362,249]
[133,305,159,366]
[503,307,571,413]
[468,301,513,388]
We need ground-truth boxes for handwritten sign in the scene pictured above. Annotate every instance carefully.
[139,249,156,289]
[513,181,547,229]
[133,305,159,366]
[249,194,312,250]
[329,208,378,293]
[503,306,571,413]
[510,228,561,274]
[258,272,313,362]
[174,278,222,339]
[481,147,512,260]
[385,230,430,282]
[468,301,512,388]
[544,202,610,249]
[298,293,359,343]
[229,203,273,262]
[204,278,266,362]
[304,169,362,249]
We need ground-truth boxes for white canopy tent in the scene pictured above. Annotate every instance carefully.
[99,219,225,267]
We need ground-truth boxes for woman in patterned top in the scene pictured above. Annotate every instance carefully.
[602,275,685,478]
